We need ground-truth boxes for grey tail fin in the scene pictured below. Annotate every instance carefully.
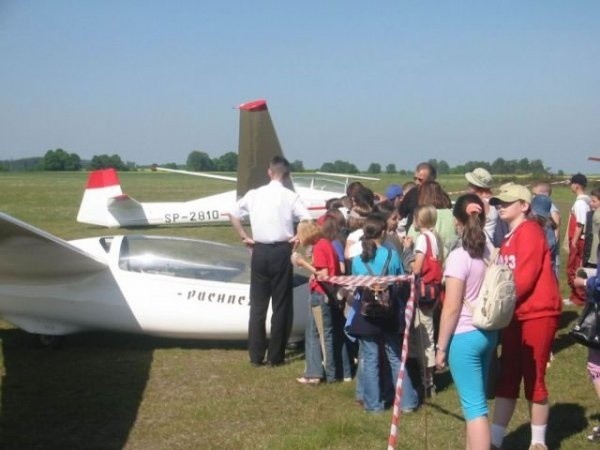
[236,99,294,198]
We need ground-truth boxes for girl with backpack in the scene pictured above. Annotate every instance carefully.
[487,184,561,450]
[435,194,498,450]
[347,213,419,413]
[411,205,444,398]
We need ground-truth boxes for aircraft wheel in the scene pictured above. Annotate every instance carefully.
[37,334,62,349]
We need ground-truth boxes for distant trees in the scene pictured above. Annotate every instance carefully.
[187,151,215,171]
[214,152,238,171]
[319,160,359,174]
[0,149,561,176]
[0,157,43,171]
[290,160,305,172]
[367,163,381,174]
[90,154,129,171]
[41,149,81,171]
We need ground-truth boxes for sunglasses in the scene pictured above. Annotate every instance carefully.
[495,200,519,208]
[413,176,425,183]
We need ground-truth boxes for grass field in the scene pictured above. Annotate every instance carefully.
[0,171,596,449]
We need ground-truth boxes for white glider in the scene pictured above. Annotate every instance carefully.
[0,212,308,341]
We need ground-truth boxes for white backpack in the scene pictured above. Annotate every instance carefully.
[464,249,516,330]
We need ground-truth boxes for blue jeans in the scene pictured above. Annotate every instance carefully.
[357,334,419,412]
[303,292,335,381]
[331,305,353,379]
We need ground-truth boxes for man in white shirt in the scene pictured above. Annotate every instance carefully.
[229,156,312,367]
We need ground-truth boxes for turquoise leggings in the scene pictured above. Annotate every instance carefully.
[448,329,498,421]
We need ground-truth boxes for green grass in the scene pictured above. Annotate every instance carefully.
[0,171,596,449]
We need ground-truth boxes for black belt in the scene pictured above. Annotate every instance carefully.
[255,241,291,246]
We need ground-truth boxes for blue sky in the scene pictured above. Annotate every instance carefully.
[1,1,599,173]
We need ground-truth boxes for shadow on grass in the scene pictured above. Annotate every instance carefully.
[502,402,586,449]
[0,329,277,450]
[0,329,154,450]
[552,310,581,357]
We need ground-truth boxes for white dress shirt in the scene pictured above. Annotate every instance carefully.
[230,180,311,243]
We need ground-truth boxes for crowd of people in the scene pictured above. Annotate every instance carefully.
[229,155,599,450]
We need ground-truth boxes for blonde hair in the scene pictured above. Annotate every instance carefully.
[414,205,437,230]
[296,220,322,247]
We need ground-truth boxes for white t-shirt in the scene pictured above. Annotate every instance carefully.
[345,228,364,259]
[414,229,440,258]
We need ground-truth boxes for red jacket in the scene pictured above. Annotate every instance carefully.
[498,220,561,321]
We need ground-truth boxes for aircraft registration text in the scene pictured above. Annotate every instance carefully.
[164,210,222,223]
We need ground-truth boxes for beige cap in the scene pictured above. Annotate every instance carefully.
[490,184,532,205]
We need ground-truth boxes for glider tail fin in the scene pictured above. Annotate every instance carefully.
[236,99,294,197]
[77,168,124,227]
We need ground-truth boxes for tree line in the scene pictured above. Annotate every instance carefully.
[0,149,562,176]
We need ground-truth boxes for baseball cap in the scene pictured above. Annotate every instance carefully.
[531,194,552,219]
[465,167,493,189]
[489,184,532,205]
[385,184,403,200]
[570,173,588,187]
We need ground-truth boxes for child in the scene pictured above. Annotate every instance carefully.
[291,220,341,384]
[411,205,444,397]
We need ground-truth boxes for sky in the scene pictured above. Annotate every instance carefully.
[1,1,599,173]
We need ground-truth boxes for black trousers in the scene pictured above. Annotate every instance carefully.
[248,242,294,365]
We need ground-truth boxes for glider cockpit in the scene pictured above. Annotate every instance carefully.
[117,236,248,283]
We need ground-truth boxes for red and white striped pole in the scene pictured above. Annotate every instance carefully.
[387,278,416,450]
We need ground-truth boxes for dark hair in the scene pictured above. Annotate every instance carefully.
[360,213,386,262]
[353,186,375,209]
[346,181,364,199]
[452,193,487,259]
[321,209,346,243]
[416,162,437,181]
[269,156,290,178]
[418,181,452,208]
[374,200,395,219]
[325,197,344,210]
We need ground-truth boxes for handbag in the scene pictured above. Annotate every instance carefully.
[317,280,346,310]
[569,300,600,349]
[359,249,394,318]
[415,233,443,307]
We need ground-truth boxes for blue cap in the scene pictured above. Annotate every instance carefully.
[385,184,403,200]
[531,194,552,219]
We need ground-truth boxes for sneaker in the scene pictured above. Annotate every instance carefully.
[588,425,600,442]
[296,376,321,385]
[562,298,574,306]
[343,377,352,382]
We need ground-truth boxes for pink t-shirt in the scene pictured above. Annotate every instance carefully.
[443,246,489,335]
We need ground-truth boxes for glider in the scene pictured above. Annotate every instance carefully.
[0,212,308,342]
[77,99,377,228]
